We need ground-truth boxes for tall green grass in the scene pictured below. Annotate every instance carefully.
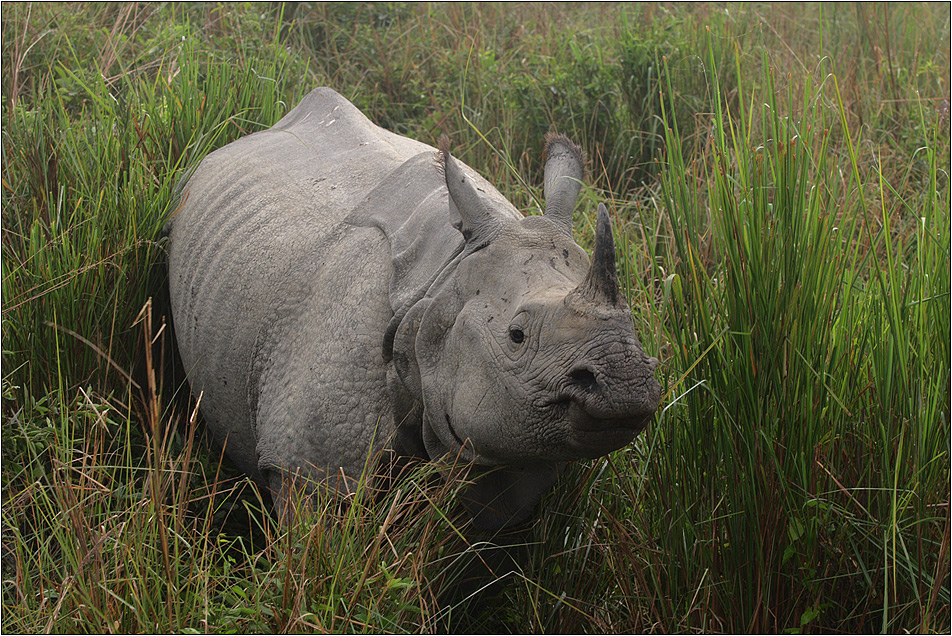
[2,5,305,400]
[3,3,949,633]
[2,304,484,633]
[637,39,950,630]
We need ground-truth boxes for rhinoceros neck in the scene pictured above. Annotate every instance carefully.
[345,151,468,360]
[381,246,465,362]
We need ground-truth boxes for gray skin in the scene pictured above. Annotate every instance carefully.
[167,87,661,530]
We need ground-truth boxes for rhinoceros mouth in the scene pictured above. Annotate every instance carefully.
[550,398,652,435]
[444,413,467,449]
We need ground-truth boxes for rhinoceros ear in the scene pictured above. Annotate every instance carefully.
[543,133,585,237]
[438,134,502,248]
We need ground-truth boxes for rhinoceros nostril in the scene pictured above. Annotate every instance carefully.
[568,367,598,391]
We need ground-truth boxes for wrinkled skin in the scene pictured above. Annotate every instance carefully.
[167,88,661,530]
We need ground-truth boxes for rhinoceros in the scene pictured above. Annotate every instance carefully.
[167,87,661,530]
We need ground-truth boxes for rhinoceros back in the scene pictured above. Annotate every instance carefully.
[168,88,434,481]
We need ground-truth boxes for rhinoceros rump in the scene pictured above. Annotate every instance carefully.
[167,88,661,530]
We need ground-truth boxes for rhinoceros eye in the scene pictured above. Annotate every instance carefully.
[508,326,525,344]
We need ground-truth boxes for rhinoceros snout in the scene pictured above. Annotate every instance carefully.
[561,360,660,433]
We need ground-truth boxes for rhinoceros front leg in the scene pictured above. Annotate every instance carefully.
[263,462,364,522]
[250,228,399,518]
[253,383,396,518]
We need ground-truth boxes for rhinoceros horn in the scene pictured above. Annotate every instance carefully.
[566,202,623,308]
[439,134,501,247]
[543,133,584,236]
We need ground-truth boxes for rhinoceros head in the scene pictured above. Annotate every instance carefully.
[396,134,661,477]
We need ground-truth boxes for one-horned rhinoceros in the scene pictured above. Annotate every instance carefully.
[167,87,661,530]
